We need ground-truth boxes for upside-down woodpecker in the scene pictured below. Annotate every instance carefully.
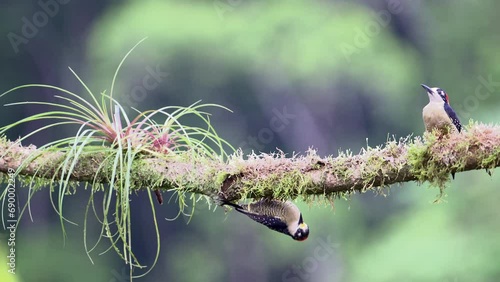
[222,199,309,241]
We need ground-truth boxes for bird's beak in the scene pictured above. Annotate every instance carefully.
[421,84,433,94]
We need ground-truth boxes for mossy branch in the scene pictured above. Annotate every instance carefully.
[1,123,499,201]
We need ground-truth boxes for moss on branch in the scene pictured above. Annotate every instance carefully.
[1,123,499,202]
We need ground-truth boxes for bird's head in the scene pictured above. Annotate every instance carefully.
[421,84,450,104]
[292,223,309,241]
[292,215,309,241]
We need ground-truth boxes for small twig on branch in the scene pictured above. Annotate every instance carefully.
[1,123,499,202]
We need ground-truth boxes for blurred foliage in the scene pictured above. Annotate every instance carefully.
[85,0,425,155]
[1,0,500,281]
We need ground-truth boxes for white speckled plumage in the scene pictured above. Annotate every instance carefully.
[222,199,309,241]
[244,200,302,236]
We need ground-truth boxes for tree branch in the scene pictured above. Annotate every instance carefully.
[1,123,500,201]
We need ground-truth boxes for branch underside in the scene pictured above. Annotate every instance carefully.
[1,124,500,202]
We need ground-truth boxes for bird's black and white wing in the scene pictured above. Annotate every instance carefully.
[222,199,294,236]
[444,103,461,132]
[238,212,290,235]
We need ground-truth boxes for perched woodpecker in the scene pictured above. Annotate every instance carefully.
[421,84,462,134]
[222,199,309,241]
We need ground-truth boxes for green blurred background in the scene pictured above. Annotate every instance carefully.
[1,0,500,281]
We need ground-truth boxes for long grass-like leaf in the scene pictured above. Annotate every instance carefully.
[0,38,234,281]
[109,37,148,115]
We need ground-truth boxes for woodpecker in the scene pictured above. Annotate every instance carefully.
[222,199,309,241]
[421,84,462,134]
